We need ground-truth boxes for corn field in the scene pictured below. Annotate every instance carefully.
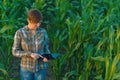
[0,0,120,80]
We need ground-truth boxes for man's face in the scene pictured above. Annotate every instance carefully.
[30,22,40,29]
[30,22,40,28]
[28,19,41,30]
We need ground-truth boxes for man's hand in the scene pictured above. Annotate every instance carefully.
[42,57,48,62]
[31,53,40,60]
[31,53,48,62]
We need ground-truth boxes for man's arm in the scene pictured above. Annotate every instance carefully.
[12,30,31,58]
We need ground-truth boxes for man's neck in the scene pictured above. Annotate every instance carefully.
[27,25,37,35]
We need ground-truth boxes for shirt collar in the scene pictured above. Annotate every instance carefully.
[25,25,40,32]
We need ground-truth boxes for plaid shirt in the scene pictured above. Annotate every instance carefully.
[12,26,50,72]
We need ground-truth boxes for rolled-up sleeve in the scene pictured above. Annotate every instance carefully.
[44,31,51,54]
[12,30,31,58]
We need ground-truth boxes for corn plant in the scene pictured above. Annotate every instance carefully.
[0,0,120,80]
[0,62,8,80]
[0,0,33,79]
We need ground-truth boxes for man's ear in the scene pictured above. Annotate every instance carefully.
[27,19,29,23]
[27,19,32,24]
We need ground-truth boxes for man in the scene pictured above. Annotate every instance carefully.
[12,9,50,80]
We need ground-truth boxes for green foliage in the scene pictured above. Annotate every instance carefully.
[0,0,120,80]
[0,63,8,80]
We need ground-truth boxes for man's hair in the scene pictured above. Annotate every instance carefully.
[28,9,43,23]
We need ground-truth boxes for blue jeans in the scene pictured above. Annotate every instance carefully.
[20,67,47,80]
